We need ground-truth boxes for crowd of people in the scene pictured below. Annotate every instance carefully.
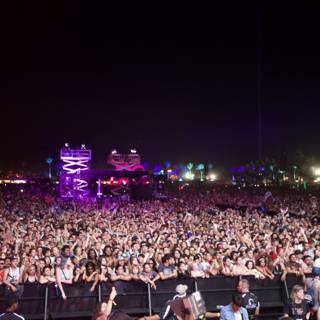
[0,183,320,319]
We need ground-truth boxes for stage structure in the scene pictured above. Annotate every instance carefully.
[107,149,146,196]
[59,147,153,200]
[108,149,145,171]
[60,144,92,198]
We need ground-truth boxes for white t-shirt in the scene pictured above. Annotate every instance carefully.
[314,257,320,268]
[234,311,242,320]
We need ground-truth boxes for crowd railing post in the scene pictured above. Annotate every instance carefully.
[43,284,49,320]
[283,278,290,300]
[98,283,102,303]
[147,283,152,316]
[194,279,198,292]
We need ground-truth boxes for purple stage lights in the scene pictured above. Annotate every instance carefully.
[60,145,92,198]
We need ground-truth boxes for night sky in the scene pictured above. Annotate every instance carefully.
[1,1,320,173]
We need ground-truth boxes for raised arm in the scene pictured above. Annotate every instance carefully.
[104,287,117,318]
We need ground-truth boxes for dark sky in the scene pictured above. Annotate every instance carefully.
[1,1,320,173]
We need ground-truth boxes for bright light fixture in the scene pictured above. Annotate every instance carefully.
[184,172,194,180]
[313,168,320,176]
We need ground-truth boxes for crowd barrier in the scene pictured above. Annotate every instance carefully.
[0,275,305,319]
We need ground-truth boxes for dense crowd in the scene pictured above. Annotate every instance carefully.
[0,184,320,305]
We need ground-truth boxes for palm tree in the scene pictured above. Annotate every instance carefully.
[46,157,53,179]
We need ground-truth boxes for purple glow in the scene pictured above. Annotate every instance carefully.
[238,166,246,173]
[108,152,145,171]
[60,147,92,197]
[153,164,163,174]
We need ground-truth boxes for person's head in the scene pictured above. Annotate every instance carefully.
[95,241,102,251]
[147,258,156,270]
[43,247,51,257]
[289,254,297,263]
[257,257,266,267]
[141,242,149,254]
[54,256,62,267]
[44,256,51,266]
[38,259,46,270]
[0,258,5,269]
[86,262,96,274]
[162,254,172,265]
[231,293,244,312]
[131,265,140,275]
[74,265,82,276]
[230,251,238,261]
[10,256,19,267]
[223,256,231,266]
[115,264,125,275]
[178,261,187,272]
[28,264,37,275]
[174,250,182,260]
[137,254,145,264]
[290,285,304,302]
[43,265,52,277]
[143,262,152,273]
[303,255,313,266]
[246,249,254,259]
[245,260,255,270]
[65,258,74,270]
[88,249,97,261]
[61,245,71,257]
[235,256,243,266]
[74,245,82,256]
[130,256,139,266]
[52,247,60,257]
[237,279,250,293]
[103,246,112,257]
[175,284,188,297]
[5,296,19,312]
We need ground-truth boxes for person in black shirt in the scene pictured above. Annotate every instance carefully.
[237,279,260,319]
[0,296,25,320]
[177,261,190,279]
[283,285,310,320]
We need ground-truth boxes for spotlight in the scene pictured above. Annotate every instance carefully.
[208,174,217,181]
[64,143,70,148]
[130,149,137,154]
[313,168,320,176]
[111,149,117,155]
[81,144,86,149]
[184,172,194,180]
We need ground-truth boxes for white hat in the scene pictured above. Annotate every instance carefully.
[175,284,188,295]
